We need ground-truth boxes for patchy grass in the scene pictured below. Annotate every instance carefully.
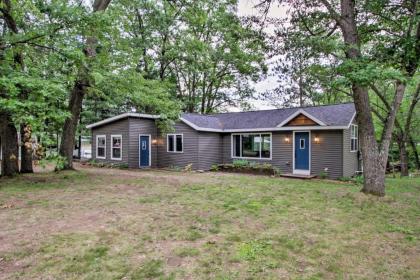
[0,164,419,279]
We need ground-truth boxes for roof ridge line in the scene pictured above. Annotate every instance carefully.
[182,102,354,116]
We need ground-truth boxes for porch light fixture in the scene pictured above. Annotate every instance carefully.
[314,136,320,143]
[152,139,158,144]
[284,137,290,143]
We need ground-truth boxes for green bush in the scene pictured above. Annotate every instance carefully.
[111,163,129,169]
[169,165,182,172]
[338,176,352,182]
[210,164,219,171]
[273,167,282,176]
[40,153,68,171]
[354,175,364,185]
[319,170,328,179]
[260,163,273,170]
[233,159,250,168]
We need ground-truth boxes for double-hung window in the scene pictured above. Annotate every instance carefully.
[232,133,271,159]
[111,135,122,160]
[96,135,106,159]
[350,125,358,152]
[167,134,183,153]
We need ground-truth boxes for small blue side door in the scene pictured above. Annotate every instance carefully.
[295,132,309,170]
[139,135,150,167]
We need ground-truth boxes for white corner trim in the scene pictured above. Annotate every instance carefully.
[86,113,160,129]
[346,112,357,129]
[277,109,326,127]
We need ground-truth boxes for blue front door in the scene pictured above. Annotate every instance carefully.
[295,132,309,170]
[139,135,150,167]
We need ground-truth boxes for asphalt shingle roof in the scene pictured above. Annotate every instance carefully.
[181,103,355,131]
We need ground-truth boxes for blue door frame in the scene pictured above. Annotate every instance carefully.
[294,131,310,174]
[139,135,150,167]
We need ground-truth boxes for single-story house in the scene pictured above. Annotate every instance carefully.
[86,103,360,179]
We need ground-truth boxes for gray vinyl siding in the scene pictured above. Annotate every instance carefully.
[198,132,223,170]
[91,119,129,164]
[128,118,158,168]
[90,116,353,179]
[157,122,199,169]
[221,132,294,174]
[342,119,359,177]
[311,130,343,179]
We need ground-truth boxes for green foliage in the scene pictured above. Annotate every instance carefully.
[210,164,219,172]
[169,165,182,172]
[39,153,68,172]
[338,177,353,182]
[273,166,282,176]
[87,160,128,169]
[319,171,328,179]
[232,159,250,168]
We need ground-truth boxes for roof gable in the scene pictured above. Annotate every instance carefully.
[276,109,326,127]
[86,113,159,129]
[285,114,319,126]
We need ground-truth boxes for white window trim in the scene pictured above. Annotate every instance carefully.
[111,134,123,160]
[300,139,305,149]
[167,134,184,153]
[96,135,106,159]
[231,132,272,160]
[350,124,358,152]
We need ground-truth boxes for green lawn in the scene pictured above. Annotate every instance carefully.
[0,165,419,279]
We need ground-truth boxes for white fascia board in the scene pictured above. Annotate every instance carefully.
[346,112,357,129]
[276,109,326,127]
[180,117,346,132]
[180,118,223,132]
[86,113,160,129]
[224,126,348,132]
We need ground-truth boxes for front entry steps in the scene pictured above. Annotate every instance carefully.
[280,173,316,179]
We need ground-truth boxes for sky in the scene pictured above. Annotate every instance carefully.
[235,0,289,110]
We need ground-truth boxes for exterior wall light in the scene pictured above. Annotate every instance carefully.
[284,137,290,143]
[314,136,320,143]
[152,139,158,145]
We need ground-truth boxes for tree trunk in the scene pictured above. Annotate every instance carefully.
[396,136,409,176]
[20,123,33,173]
[409,136,420,170]
[58,0,111,169]
[352,84,387,196]
[326,0,406,196]
[59,79,86,169]
[0,113,19,176]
